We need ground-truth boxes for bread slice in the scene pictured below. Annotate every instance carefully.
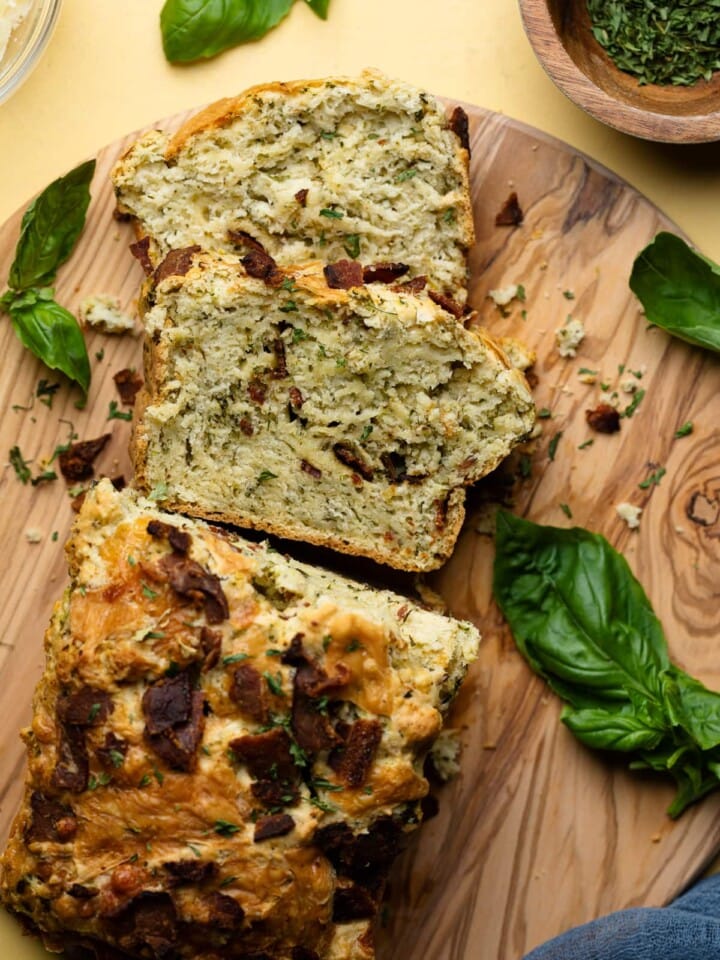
[131,250,535,571]
[111,70,474,301]
[0,479,480,960]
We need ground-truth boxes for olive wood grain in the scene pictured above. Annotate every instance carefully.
[519,0,720,143]
[1,101,720,960]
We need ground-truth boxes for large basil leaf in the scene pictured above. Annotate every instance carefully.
[493,510,720,817]
[9,160,95,291]
[561,705,665,752]
[161,0,294,62]
[9,295,91,394]
[629,231,720,354]
[493,511,670,706]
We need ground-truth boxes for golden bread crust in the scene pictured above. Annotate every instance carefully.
[0,482,480,960]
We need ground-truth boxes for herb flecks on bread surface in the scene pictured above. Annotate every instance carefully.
[112,71,474,302]
[132,254,535,571]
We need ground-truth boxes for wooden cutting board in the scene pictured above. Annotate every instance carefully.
[1,100,720,960]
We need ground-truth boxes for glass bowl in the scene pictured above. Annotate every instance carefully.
[0,0,62,105]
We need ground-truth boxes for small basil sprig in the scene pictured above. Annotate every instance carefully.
[630,231,720,355]
[493,510,720,818]
[1,160,94,394]
[161,0,331,63]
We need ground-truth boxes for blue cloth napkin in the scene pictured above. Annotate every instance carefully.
[524,875,720,959]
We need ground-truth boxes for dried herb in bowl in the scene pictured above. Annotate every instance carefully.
[587,0,720,87]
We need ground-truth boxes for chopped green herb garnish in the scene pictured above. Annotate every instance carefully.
[335,356,347,367]
[309,796,336,813]
[109,749,125,768]
[31,469,57,486]
[516,284,526,302]
[312,778,344,792]
[36,379,60,408]
[223,653,250,665]
[220,875,237,888]
[108,400,133,421]
[320,208,344,219]
[9,445,31,484]
[563,290,575,300]
[548,432,563,461]
[187,842,202,857]
[578,367,598,376]
[622,388,646,418]
[127,555,136,566]
[145,631,166,640]
[87,702,102,722]
[263,671,284,696]
[343,234,360,259]
[560,503,573,519]
[320,131,338,140]
[279,300,298,313]
[519,454,532,478]
[257,470,278,484]
[442,208,456,224]
[51,531,59,542]
[578,438,594,450]
[322,635,332,650]
[152,765,164,785]
[139,773,151,788]
[95,348,105,361]
[345,638,363,653]
[675,421,694,438]
[265,649,283,657]
[537,408,552,419]
[281,277,296,291]
[141,582,158,600]
[359,424,373,442]
[292,327,308,343]
[639,466,666,489]
[394,168,418,183]
[214,819,241,836]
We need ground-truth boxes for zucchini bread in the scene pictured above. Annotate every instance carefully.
[0,480,480,960]
[111,70,474,300]
[132,250,535,571]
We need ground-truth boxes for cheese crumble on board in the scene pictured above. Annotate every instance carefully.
[0,0,31,61]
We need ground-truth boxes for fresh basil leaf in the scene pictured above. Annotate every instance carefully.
[561,705,665,753]
[304,0,330,18]
[493,510,720,818]
[160,0,294,62]
[670,668,720,751]
[493,511,670,708]
[9,297,90,394]
[630,232,720,354]
[9,160,95,291]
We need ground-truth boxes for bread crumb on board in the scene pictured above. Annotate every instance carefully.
[79,294,135,334]
[555,317,585,358]
[616,502,642,530]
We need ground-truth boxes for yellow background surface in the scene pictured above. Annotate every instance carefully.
[1,0,720,259]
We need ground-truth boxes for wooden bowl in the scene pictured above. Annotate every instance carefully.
[519,0,720,142]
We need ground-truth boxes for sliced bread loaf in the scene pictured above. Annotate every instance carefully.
[0,479,480,960]
[131,250,535,571]
[112,70,474,300]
